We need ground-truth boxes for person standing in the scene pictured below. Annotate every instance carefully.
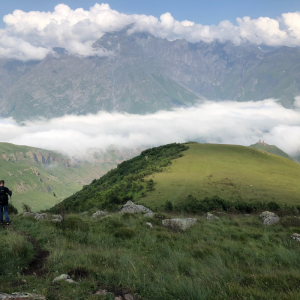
[0,180,12,225]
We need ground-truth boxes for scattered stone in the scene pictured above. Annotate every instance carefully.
[52,274,76,284]
[260,211,280,225]
[95,290,107,295]
[52,214,63,222]
[119,201,153,214]
[35,213,48,220]
[92,211,107,219]
[205,213,219,220]
[162,218,197,231]
[115,297,122,300]
[146,222,153,229]
[23,212,37,217]
[124,294,134,300]
[143,212,154,218]
[244,214,250,217]
[0,292,46,299]
[291,233,300,242]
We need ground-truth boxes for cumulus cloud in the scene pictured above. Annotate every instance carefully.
[2,3,300,60]
[0,99,300,160]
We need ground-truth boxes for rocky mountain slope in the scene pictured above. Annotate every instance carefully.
[1,27,300,120]
[0,143,137,211]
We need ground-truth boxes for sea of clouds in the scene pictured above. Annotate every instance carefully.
[1,3,300,61]
[0,99,300,160]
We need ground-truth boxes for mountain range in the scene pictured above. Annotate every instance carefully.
[0,27,300,120]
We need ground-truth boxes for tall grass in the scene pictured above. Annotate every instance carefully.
[1,212,300,299]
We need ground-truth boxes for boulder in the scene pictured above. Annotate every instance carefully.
[143,212,154,218]
[146,222,153,229]
[35,213,48,220]
[205,212,219,220]
[162,218,197,231]
[119,201,153,214]
[52,274,76,284]
[52,214,63,222]
[92,211,107,219]
[291,233,300,242]
[260,211,280,225]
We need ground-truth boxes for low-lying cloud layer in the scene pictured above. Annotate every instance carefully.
[2,3,300,60]
[0,99,300,160]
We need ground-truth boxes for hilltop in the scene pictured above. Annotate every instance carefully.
[53,142,300,213]
[249,140,294,161]
[0,143,135,211]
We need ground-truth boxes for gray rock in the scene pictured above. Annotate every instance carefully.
[162,218,197,231]
[119,201,153,214]
[291,233,300,242]
[124,294,134,300]
[35,213,48,220]
[244,214,250,217]
[52,218,62,223]
[260,211,280,225]
[52,214,63,220]
[205,212,219,220]
[92,211,107,219]
[143,212,154,218]
[23,212,37,217]
[52,274,76,284]
[260,211,275,219]
[146,222,153,229]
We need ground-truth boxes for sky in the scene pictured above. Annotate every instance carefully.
[1,1,300,60]
[0,0,300,27]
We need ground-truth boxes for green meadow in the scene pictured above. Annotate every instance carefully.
[142,143,300,209]
[1,212,300,300]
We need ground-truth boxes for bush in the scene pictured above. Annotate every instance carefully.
[8,203,18,215]
[164,200,173,212]
[22,203,31,212]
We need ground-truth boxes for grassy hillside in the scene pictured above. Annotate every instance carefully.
[54,142,300,213]
[249,142,294,161]
[0,143,131,211]
[142,143,300,208]
[2,212,300,300]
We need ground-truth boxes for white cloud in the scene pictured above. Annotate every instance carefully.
[1,99,300,159]
[2,4,300,61]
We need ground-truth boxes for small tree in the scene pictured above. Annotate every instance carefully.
[146,179,154,191]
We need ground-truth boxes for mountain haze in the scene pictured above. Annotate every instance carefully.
[1,27,300,120]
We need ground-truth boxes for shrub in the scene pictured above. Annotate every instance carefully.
[164,200,173,212]
[22,203,31,212]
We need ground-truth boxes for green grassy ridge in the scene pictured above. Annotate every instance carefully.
[50,143,188,213]
[0,143,123,211]
[2,212,300,299]
[53,142,300,214]
[249,142,294,161]
[141,143,300,209]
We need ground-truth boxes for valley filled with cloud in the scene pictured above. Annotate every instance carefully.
[1,99,300,160]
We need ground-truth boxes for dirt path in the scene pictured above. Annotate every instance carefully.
[13,229,49,277]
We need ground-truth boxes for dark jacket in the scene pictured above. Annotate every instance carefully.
[0,186,12,205]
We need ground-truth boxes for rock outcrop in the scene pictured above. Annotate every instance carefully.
[119,201,153,214]
[260,211,280,225]
[291,233,300,242]
[92,211,107,219]
[205,212,220,220]
[52,274,76,284]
